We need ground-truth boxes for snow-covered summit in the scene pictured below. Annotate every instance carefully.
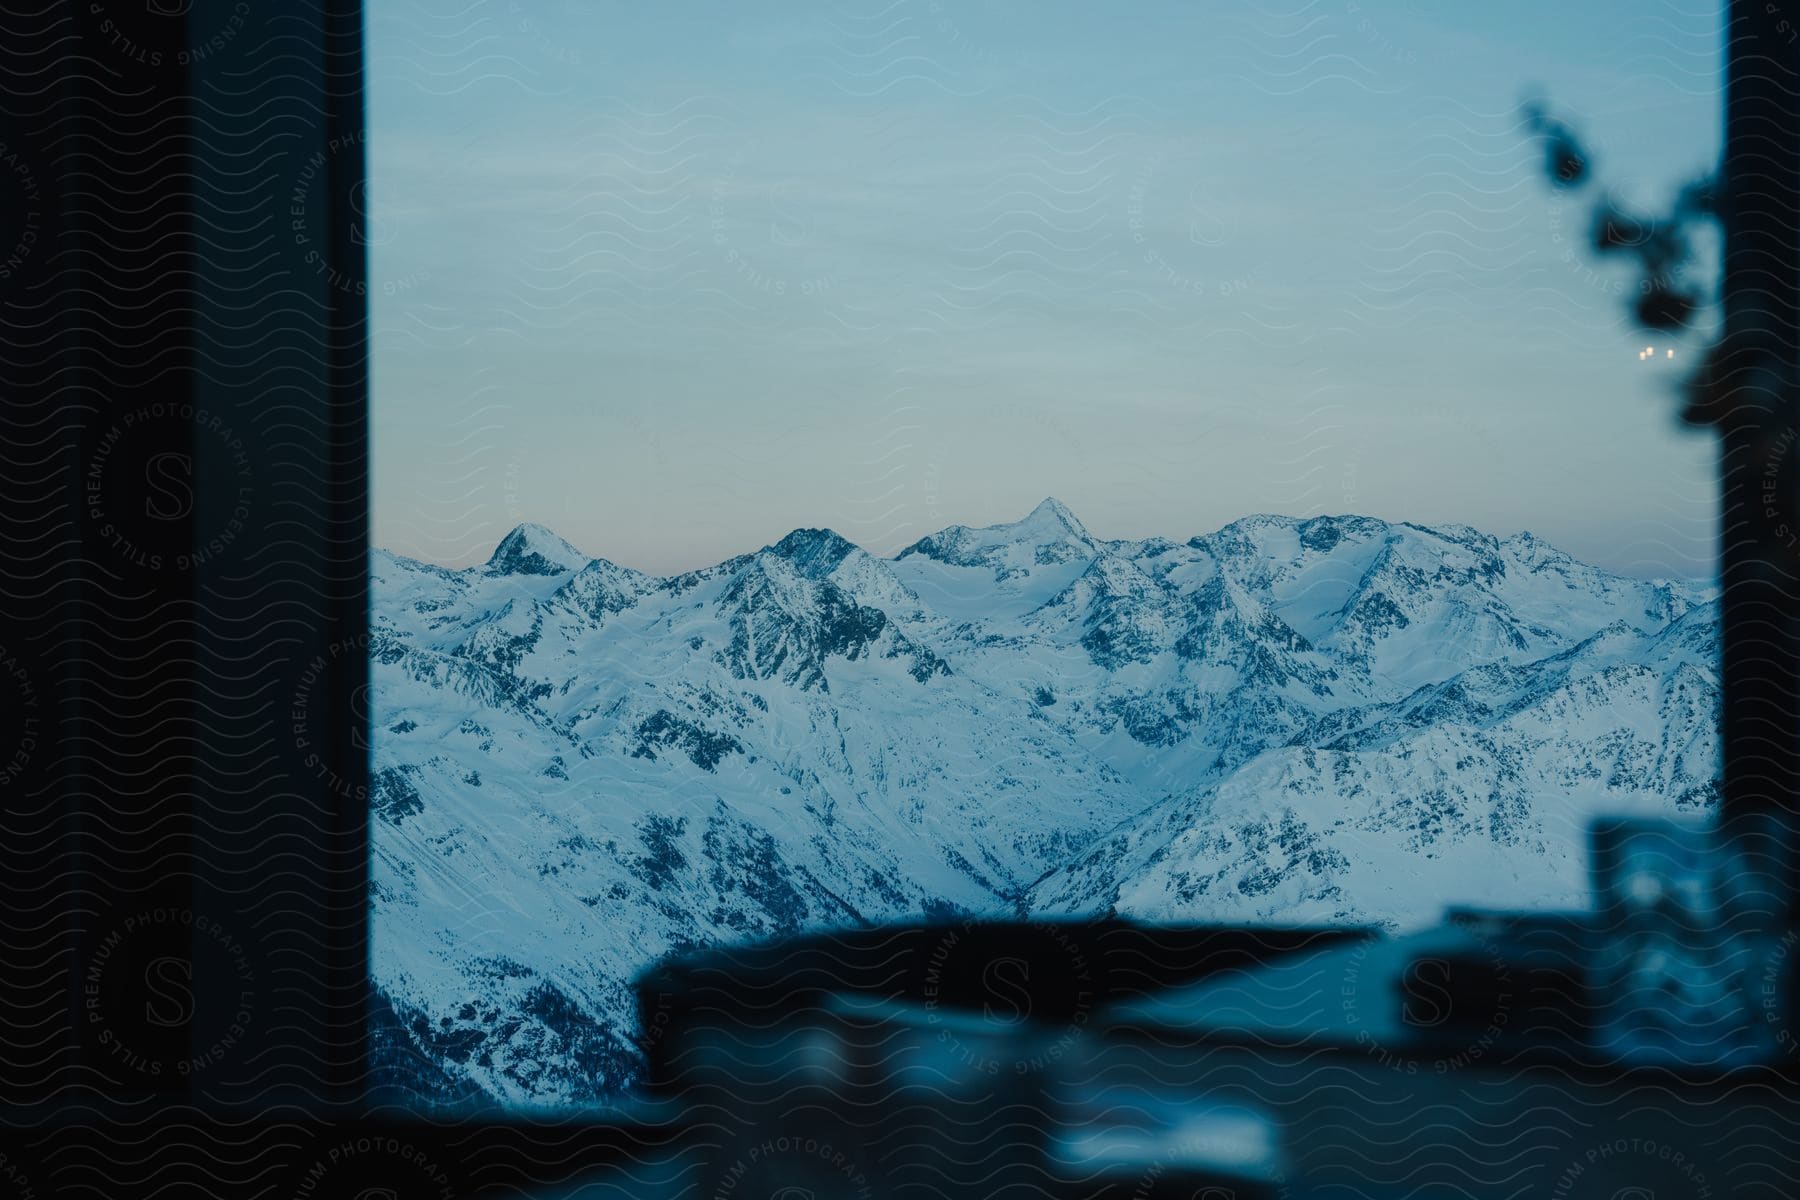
[764,526,859,580]
[485,522,589,577]
[899,496,1096,574]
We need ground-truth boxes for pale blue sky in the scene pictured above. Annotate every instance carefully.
[369,0,1722,577]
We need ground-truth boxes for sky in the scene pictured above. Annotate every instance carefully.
[368,0,1723,578]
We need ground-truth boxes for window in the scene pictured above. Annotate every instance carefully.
[364,0,1736,1113]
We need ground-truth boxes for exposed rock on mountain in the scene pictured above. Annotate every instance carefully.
[371,502,1716,1106]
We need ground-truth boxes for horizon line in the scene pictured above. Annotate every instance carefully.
[376,500,1716,585]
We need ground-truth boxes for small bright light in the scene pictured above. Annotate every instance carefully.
[1667,349,1674,359]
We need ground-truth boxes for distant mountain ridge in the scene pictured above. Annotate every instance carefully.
[370,501,1717,1106]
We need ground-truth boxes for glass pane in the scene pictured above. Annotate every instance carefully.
[366,0,1726,1109]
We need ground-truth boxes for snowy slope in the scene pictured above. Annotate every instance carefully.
[371,502,1716,1105]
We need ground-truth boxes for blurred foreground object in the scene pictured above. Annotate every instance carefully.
[1527,0,1800,1047]
[1049,1088,1287,1200]
[1591,817,1793,1068]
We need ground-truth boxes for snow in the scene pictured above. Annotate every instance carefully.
[485,522,592,577]
[371,500,1718,1105]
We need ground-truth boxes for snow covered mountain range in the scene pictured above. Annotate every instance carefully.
[370,500,1717,1106]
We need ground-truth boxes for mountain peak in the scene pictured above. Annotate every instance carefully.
[1018,496,1088,538]
[895,497,1097,576]
[1500,528,1560,556]
[485,522,588,577]
[765,527,859,580]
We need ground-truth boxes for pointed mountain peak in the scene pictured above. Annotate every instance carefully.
[895,498,1098,580]
[485,522,588,577]
[1499,528,1563,557]
[765,527,859,580]
[1017,496,1089,538]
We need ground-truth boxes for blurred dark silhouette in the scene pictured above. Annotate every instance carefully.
[1527,1,1800,891]
[1523,100,1723,413]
